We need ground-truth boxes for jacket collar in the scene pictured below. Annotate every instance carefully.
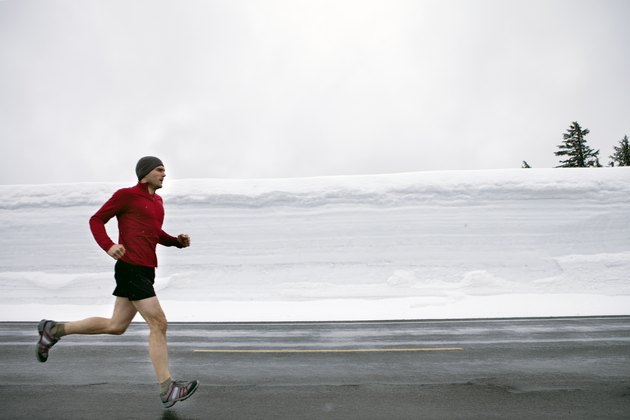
[136,181,154,197]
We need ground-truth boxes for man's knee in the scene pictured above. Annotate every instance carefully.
[133,297,168,334]
[149,314,168,335]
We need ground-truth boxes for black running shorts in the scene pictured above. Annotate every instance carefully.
[113,260,156,301]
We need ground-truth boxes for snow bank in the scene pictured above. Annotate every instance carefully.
[1,168,627,209]
[0,168,628,322]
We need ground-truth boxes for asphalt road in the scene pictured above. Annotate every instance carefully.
[1,317,629,419]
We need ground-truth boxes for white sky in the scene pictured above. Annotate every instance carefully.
[1,0,629,184]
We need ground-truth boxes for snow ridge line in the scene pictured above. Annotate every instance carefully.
[0,169,628,210]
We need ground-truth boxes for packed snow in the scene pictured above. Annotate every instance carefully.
[0,168,628,322]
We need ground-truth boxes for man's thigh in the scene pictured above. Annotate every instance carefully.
[111,296,138,327]
[132,296,167,326]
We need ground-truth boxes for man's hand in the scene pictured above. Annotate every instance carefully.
[178,234,191,248]
[107,244,126,260]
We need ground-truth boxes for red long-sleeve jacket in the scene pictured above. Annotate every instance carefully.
[89,182,182,268]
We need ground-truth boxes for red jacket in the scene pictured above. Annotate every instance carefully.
[89,182,182,268]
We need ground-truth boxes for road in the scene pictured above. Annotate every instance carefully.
[1,317,629,419]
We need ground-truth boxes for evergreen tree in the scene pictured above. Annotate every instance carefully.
[555,121,601,167]
[608,135,630,167]
[521,161,531,168]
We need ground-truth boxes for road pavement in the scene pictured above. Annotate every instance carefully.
[1,317,629,419]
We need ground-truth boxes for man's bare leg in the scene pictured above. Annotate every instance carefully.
[132,296,171,383]
[37,297,137,363]
[63,297,138,336]
[131,296,199,407]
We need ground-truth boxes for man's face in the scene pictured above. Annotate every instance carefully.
[142,165,166,190]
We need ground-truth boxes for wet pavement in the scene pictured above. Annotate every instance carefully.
[1,317,629,419]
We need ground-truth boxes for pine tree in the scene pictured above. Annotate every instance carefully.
[555,121,601,167]
[608,135,630,167]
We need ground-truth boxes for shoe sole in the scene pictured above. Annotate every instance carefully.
[36,319,48,363]
[162,381,199,408]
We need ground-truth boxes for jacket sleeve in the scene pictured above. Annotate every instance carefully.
[159,230,183,248]
[89,189,125,252]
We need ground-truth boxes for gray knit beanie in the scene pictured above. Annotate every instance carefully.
[136,156,164,181]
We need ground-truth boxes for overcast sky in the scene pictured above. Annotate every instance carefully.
[1,0,629,185]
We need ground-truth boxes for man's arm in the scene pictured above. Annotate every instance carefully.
[158,231,190,248]
[89,189,126,258]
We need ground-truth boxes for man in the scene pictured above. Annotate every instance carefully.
[36,156,199,408]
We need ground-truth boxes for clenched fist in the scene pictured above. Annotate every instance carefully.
[178,234,191,248]
[107,244,126,260]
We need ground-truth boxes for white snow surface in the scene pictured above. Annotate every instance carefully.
[1,168,629,322]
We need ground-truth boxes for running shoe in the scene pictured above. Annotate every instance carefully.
[161,379,199,408]
[36,319,59,363]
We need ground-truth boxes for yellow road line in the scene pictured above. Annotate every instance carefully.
[193,347,464,353]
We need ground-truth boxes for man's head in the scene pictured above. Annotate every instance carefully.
[136,156,165,192]
[136,156,164,181]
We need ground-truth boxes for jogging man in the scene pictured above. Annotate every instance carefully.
[36,156,199,408]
